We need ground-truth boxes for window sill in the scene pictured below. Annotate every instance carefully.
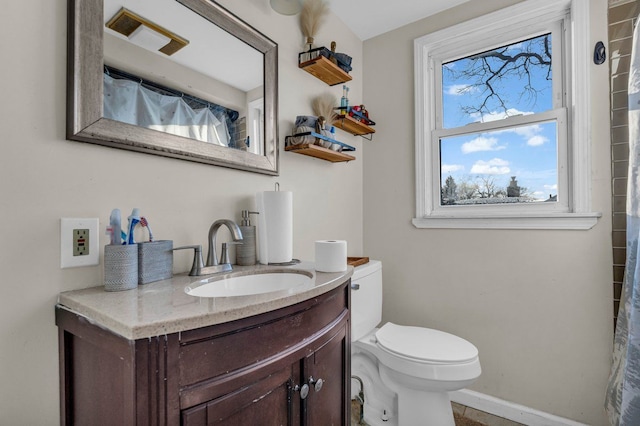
[412,212,601,230]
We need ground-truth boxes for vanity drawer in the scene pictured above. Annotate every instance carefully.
[178,285,348,388]
[181,366,292,426]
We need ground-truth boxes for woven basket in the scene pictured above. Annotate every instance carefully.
[104,244,138,291]
[138,240,173,284]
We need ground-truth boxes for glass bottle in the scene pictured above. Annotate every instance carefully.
[340,85,349,116]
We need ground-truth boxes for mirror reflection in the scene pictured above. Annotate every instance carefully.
[103,0,265,155]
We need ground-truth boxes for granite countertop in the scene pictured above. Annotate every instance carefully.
[57,261,353,340]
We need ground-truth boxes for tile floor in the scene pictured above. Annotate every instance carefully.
[452,402,526,426]
[351,400,526,426]
[453,412,488,426]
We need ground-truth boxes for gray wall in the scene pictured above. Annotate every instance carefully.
[363,0,613,423]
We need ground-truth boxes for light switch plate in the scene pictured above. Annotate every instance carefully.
[61,218,100,268]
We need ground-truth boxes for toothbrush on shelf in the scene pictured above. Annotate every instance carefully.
[126,208,141,245]
[140,217,154,242]
[108,208,122,245]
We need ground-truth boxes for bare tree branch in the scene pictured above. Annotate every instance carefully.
[445,34,552,117]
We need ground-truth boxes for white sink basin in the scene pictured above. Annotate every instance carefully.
[185,271,313,298]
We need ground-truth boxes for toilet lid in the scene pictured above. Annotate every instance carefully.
[375,323,478,363]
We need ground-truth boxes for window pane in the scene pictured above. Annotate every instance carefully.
[442,33,553,129]
[440,121,558,205]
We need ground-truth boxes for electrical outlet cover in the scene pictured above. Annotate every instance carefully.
[61,218,100,268]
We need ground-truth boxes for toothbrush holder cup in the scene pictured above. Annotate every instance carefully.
[104,244,139,291]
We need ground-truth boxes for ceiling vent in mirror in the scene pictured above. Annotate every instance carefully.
[270,0,302,15]
[105,8,189,56]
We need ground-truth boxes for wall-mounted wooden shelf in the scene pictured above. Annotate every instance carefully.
[285,144,355,162]
[299,55,352,86]
[334,114,376,136]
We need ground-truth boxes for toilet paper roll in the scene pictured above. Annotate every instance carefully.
[256,190,293,264]
[315,240,348,272]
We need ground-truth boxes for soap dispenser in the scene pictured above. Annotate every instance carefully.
[237,210,259,266]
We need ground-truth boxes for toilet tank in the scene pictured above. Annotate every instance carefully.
[351,260,383,342]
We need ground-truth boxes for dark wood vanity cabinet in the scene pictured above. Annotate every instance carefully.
[56,281,350,425]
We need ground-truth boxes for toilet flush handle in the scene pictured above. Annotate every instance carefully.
[351,283,360,290]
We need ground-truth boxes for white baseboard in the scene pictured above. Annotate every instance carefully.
[450,389,588,426]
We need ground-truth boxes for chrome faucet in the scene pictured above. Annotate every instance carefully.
[207,219,243,267]
[173,219,243,276]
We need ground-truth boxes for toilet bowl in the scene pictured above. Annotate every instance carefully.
[350,260,481,426]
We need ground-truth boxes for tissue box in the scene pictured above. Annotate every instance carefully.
[138,240,173,284]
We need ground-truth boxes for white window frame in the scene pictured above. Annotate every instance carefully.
[413,0,601,230]
[247,98,264,156]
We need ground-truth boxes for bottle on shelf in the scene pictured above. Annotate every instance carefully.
[330,41,339,65]
[340,85,349,116]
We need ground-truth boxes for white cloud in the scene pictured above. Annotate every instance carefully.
[461,136,506,154]
[465,114,551,148]
[511,124,542,138]
[544,184,558,191]
[446,84,476,96]
[527,135,549,146]
[471,108,533,123]
[532,191,547,200]
[442,164,464,174]
[470,158,510,175]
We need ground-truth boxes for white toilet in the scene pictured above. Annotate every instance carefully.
[351,260,481,426]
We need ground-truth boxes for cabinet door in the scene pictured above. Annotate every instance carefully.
[182,366,293,426]
[304,324,349,426]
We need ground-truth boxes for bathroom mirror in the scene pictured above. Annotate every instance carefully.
[67,0,279,175]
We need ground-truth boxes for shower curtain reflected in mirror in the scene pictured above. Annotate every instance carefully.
[605,15,640,426]
[104,73,232,147]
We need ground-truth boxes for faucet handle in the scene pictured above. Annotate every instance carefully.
[173,245,204,276]
[220,242,242,265]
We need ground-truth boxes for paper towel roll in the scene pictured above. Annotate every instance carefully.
[256,190,293,264]
[315,240,347,272]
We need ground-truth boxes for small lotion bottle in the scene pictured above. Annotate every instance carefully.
[237,210,258,266]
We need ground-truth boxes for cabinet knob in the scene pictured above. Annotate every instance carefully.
[290,383,310,399]
[299,384,310,399]
[309,376,324,393]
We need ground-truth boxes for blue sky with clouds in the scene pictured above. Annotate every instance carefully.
[439,34,557,201]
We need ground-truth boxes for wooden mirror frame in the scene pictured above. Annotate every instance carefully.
[67,0,279,175]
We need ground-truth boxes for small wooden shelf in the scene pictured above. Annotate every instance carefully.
[285,144,355,163]
[299,55,352,86]
[347,257,370,267]
[334,114,376,136]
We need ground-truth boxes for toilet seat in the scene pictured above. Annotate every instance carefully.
[375,322,478,364]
